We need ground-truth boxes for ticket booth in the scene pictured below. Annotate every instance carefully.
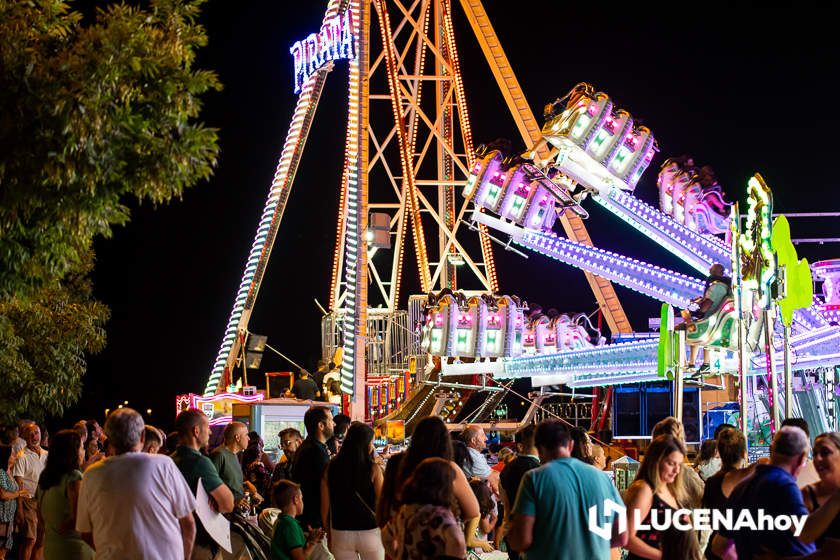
[231,400,338,463]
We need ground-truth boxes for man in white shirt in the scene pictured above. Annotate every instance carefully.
[76,408,197,560]
[12,422,47,560]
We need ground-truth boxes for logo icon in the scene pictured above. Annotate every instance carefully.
[588,498,627,540]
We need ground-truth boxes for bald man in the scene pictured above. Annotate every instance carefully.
[210,422,249,504]
[462,425,492,479]
[711,426,813,559]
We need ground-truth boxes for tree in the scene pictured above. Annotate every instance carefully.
[0,0,220,419]
[0,0,221,295]
[0,255,109,424]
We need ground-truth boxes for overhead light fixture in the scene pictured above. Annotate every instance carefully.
[247,334,268,352]
[245,352,263,369]
[447,254,465,266]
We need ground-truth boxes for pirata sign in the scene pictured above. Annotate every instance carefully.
[290,9,355,94]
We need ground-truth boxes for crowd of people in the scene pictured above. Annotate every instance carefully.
[3,407,840,559]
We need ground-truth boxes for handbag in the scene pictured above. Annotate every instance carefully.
[307,537,335,560]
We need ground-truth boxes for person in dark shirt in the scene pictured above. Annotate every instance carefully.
[171,409,234,558]
[702,426,753,560]
[711,426,815,559]
[322,422,384,557]
[326,414,351,456]
[291,407,334,530]
[289,370,320,401]
[499,425,539,560]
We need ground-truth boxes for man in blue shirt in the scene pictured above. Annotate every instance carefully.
[507,420,627,559]
[711,426,815,559]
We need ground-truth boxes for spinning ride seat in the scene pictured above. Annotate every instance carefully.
[540,84,658,193]
[423,294,459,356]
[657,159,681,213]
[588,109,634,165]
[694,200,732,235]
[423,293,526,359]
[813,260,840,322]
[607,125,656,189]
[479,160,514,214]
[523,314,551,355]
[463,149,503,201]
[543,315,561,353]
[568,321,596,351]
[657,157,732,235]
[497,176,534,226]
[481,306,506,357]
[523,188,558,230]
[498,296,524,357]
[544,90,613,151]
[685,298,738,350]
[453,297,484,358]
[522,319,538,355]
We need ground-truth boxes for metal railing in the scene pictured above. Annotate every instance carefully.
[321,308,421,375]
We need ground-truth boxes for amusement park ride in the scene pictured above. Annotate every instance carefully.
[200,0,840,445]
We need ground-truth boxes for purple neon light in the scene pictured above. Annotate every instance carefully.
[593,188,730,275]
[514,229,704,307]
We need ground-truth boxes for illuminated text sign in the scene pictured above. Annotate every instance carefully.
[290,10,355,94]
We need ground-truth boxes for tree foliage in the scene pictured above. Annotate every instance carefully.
[0,0,221,295]
[0,254,109,424]
[0,0,220,420]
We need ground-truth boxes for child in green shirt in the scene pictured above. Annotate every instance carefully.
[270,481,325,560]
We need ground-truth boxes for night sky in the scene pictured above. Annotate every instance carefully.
[66,2,839,428]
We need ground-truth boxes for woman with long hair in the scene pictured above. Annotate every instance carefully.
[378,415,452,525]
[83,421,102,464]
[36,430,93,560]
[242,443,272,505]
[701,427,752,560]
[451,439,473,476]
[381,457,467,560]
[651,416,704,508]
[624,435,688,560]
[694,439,720,481]
[797,432,840,548]
[321,422,385,560]
[468,479,497,543]
[376,416,481,548]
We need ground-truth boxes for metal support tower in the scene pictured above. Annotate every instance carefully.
[330,0,499,316]
[206,0,634,412]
